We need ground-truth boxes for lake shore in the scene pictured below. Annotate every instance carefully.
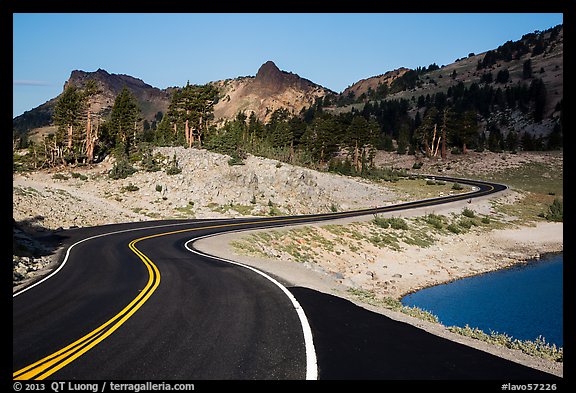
[193,196,563,377]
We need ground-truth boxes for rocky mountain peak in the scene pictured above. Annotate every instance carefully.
[212,61,333,124]
[256,60,282,83]
[253,60,291,93]
[255,60,282,80]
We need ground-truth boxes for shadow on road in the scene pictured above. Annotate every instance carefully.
[289,286,559,380]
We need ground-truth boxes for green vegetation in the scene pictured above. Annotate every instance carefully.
[541,198,563,222]
[425,213,445,230]
[71,172,88,181]
[233,206,496,265]
[51,173,69,180]
[208,202,254,216]
[483,161,562,196]
[492,191,560,225]
[109,158,136,179]
[121,183,139,192]
[140,147,162,172]
[175,201,195,218]
[347,288,439,323]
[386,177,470,202]
[448,325,563,363]
[447,223,461,234]
[165,153,182,175]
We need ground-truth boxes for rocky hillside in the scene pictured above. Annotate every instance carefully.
[63,69,171,120]
[341,67,410,99]
[13,69,171,141]
[212,61,334,125]
[13,146,400,231]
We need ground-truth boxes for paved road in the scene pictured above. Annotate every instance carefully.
[12,176,560,380]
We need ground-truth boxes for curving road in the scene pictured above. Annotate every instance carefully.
[12,176,560,380]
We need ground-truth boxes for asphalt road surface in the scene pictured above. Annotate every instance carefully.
[12,176,560,380]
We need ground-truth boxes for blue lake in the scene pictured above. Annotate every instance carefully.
[401,253,563,347]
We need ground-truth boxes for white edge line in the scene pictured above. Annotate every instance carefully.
[12,220,222,298]
[184,233,319,381]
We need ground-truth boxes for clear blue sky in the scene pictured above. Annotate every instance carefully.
[13,13,563,118]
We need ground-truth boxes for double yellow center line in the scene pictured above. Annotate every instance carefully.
[13,238,160,380]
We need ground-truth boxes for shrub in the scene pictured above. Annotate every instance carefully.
[426,214,444,230]
[52,173,69,180]
[452,182,464,190]
[372,216,390,229]
[389,217,408,230]
[447,224,461,234]
[402,305,439,323]
[66,172,88,180]
[122,183,139,192]
[426,179,436,185]
[141,151,161,172]
[372,216,408,230]
[481,216,491,224]
[448,325,563,362]
[165,153,182,175]
[462,208,476,218]
[109,158,136,179]
[155,184,163,192]
[227,155,245,166]
[544,198,563,222]
[412,162,423,169]
[269,205,282,216]
[166,166,182,175]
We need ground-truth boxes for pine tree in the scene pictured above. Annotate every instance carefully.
[167,83,219,148]
[530,78,547,122]
[302,114,339,163]
[523,59,533,79]
[54,85,83,151]
[414,106,439,156]
[109,87,141,157]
